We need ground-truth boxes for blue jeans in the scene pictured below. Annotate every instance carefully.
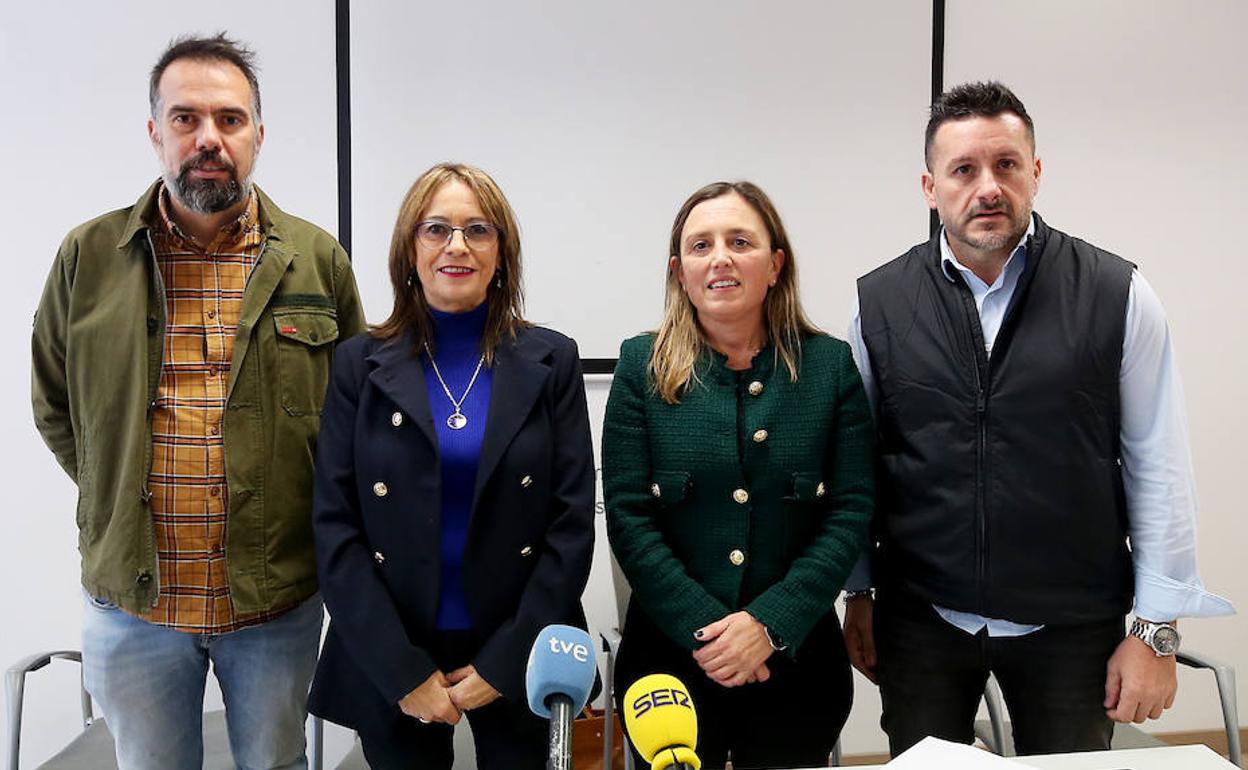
[82,591,322,770]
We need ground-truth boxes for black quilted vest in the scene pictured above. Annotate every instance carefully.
[858,213,1134,624]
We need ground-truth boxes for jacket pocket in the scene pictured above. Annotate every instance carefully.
[273,308,340,416]
[783,472,826,502]
[781,472,827,549]
[649,470,691,507]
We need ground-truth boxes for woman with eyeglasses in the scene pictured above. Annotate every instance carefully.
[603,181,873,768]
[308,163,595,769]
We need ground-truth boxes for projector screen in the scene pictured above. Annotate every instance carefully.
[348,1,935,358]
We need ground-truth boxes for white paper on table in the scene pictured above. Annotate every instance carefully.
[887,736,1029,768]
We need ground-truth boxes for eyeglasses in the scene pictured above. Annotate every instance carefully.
[415,220,501,250]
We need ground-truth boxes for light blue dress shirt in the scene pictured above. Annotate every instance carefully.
[846,223,1234,636]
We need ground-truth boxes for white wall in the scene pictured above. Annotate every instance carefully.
[347,0,933,357]
[2,1,1244,767]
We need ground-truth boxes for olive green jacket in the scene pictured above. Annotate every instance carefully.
[603,333,873,655]
[32,181,366,614]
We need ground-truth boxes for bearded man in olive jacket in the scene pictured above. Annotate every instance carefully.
[31,34,364,770]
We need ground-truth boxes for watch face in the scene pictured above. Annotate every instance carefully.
[1153,626,1180,654]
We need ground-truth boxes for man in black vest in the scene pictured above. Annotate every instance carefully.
[842,82,1233,756]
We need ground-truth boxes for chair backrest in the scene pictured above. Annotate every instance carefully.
[608,551,631,631]
[577,500,632,642]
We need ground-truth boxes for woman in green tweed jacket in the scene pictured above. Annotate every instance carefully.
[603,181,874,768]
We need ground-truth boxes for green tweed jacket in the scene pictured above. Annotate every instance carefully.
[603,332,873,656]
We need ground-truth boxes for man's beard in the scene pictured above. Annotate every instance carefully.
[953,202,1030,253]
[165,150,251,214]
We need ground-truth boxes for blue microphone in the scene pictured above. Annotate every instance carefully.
[526,624,597,770]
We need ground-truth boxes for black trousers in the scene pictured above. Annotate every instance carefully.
[875,590,1124,758]
[356,630,547,770]
[614,603,853,770]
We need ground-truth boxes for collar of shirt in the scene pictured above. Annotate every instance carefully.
[938,217,1035,354]
[156,181,259,250]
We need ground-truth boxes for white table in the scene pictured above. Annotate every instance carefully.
[1013,745,1236,769]
[844,743,1236,769]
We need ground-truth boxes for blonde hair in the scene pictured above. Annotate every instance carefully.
[651,181,819,403]
[371,162,527,363]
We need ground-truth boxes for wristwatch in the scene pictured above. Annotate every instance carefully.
[761,624,789,652]
[1129,618,1181,656]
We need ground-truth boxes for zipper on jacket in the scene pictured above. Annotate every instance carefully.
[955,281,991,614]
[973,355,988,614]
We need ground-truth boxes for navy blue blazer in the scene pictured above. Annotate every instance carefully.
[307,325,595,729]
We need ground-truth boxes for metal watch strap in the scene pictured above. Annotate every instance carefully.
[1130,618,1180,656]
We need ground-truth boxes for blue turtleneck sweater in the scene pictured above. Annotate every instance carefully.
[423,304,493,630]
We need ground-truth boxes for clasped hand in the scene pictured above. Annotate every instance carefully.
[398,665,501,725]
[692,611,774,688]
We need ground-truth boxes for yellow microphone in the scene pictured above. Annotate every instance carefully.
[622,674,701,770]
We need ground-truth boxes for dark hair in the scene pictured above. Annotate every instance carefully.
[925,81,1033,169]
[371,163,528,364]
[149,33,261,119]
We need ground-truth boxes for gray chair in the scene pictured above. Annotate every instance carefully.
[5,649,324,770]
[974,649,1241,767]
[603,550,635,770]
[332,742,368,769]
[329,738,368,770]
